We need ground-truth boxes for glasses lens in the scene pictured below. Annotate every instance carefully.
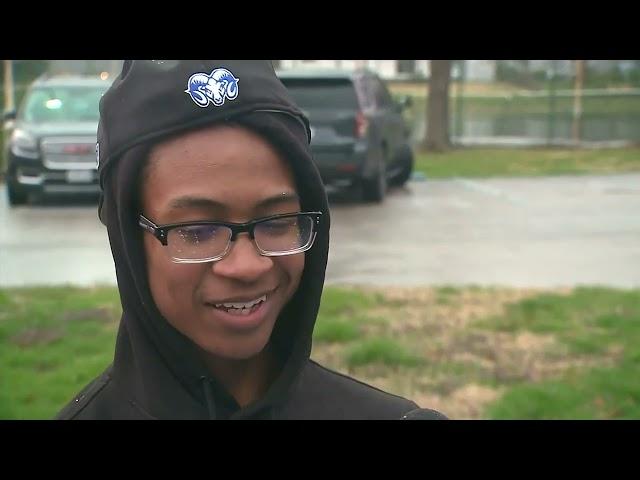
[167,224,231,261]
[254,214,314,254]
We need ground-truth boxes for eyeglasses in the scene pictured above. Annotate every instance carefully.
[138,211,322,264]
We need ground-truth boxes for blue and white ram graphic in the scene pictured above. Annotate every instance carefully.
[185,68,239,108]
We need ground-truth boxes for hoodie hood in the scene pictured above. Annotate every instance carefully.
[97,60,330,419]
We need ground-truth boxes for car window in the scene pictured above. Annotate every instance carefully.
[19,85,107,123]
[353,76,374,110]
[279,78,359,109]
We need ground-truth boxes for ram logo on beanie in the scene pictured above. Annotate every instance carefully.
[186,68,240,108]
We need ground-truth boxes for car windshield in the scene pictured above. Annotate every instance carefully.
[19,85,108,123]
[279,78,359,109]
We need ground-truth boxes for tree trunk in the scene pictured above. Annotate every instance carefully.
[424,60,452,151]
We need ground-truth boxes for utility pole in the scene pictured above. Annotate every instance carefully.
[3,59,15,114]
[3,60,15,176]
[572,60,585,144]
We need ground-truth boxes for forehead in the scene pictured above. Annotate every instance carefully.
[141,124,299,217]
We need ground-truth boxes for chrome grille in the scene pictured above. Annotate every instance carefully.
[41,136,97,170]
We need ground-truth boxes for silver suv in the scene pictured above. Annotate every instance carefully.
[3,75,111,206]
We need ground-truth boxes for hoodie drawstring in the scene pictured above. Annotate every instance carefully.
[200,376,217,420]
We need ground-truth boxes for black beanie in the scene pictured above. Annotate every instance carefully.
[96,60,311,224]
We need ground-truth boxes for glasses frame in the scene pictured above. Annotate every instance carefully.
[138,211,322,264]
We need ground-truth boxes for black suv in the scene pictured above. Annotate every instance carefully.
[277,68,414,202]
[3,75,112,206]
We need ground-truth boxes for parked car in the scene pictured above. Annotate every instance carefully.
[3,74,112,206]
[276,68,414,202]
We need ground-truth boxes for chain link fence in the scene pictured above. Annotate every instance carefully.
[390,60,640,148]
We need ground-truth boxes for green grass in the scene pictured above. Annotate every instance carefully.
[314,318,360,343]
[436,286,459,296]
[477,287,640,357]
[414,147,640,178]
[3,285,640,419]
[346,338,423,368]
[314,286,386,342]
[314,286,391,343]
[479,287,640,419]
[434,285,461,305]
[486,360,640,419]
[317,286,385,318]
[0,286,120,419]
[478,287,640,335]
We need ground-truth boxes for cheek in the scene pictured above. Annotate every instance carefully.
[278,253,305,296]
[143,235,204,318]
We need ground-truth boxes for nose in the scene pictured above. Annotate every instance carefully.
[211,233,273,282]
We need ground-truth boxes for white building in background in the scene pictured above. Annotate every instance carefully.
[276,60,498,82]
[465,60,497,82]
[45,60,501,83]
[277,60,428,79]
[527,60,574,76]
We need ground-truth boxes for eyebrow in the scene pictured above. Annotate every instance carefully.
[168,192,301,212]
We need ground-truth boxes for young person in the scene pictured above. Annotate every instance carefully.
[56,60,445,420]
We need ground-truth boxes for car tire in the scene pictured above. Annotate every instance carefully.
[361,152,387,203]
[7,179,29,206]
[390,145,414,187]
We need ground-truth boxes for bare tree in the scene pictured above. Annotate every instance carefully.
[424,60,452,151]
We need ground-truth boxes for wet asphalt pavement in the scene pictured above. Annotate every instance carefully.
[1,173,639,289]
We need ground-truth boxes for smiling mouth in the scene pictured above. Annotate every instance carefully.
[210,294,267,315]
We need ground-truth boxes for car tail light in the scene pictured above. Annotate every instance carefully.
[336,164,357,172]
[354,111,369,138]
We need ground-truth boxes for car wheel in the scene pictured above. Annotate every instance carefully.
[362,152,387,203]
[390,145,414,187]
[7,180,29,206]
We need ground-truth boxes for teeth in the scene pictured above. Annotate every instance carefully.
[215,294,266,310]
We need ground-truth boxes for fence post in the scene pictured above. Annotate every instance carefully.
[547,61,557,146]
[455,60,466,143]
[572,60,585,144]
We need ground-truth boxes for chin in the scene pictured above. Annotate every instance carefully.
[200,334,271,361]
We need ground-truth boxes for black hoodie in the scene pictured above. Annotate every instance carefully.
[55,60,429,420]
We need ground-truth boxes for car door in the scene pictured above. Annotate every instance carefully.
[280,77,359,159]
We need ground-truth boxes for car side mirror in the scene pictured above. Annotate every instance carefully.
[397,95,412,110]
